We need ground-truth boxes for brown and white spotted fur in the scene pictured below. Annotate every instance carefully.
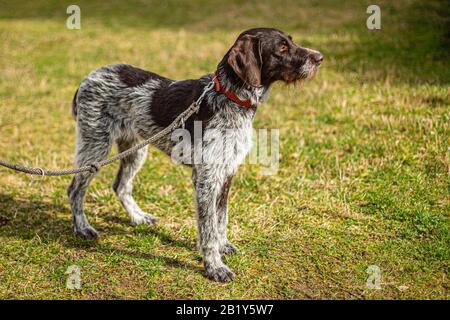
[68,28,323,281]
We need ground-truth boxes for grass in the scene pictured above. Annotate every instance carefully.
[0,0,448,299]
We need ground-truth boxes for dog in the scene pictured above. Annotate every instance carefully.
[68,27,323,281]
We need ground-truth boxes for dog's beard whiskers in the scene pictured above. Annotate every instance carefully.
[298,65,318,82]
[293,78,307,90]
[285,64,319,91]
[308,66,319,79]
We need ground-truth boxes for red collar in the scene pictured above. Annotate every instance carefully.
[213,72,256,109]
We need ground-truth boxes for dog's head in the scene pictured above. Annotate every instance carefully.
[219,28,323,88]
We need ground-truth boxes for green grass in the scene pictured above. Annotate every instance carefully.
[0,0,448,299]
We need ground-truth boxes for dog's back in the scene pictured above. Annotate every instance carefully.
[73,64,167,145]
[72,64,220,155]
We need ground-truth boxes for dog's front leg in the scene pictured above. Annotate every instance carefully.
[193,167,235,282]
[217,175,240,255]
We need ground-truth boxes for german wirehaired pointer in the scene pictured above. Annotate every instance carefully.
[68,28,323,281]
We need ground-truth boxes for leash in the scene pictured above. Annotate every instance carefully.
[0,80,215,178]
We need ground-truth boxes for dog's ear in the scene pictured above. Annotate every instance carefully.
[227,34,261,87]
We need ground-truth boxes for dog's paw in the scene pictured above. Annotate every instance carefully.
[220,242,240,255]
[74,225,99,240]
[205,264,235,282]
[131,212,158,226]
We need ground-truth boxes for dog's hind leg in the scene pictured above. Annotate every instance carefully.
[113,138,157,225]
[68,133,113,240]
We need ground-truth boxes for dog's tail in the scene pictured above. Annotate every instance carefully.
[71,88,79,119]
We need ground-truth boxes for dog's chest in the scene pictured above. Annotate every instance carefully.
[202,106,254,173]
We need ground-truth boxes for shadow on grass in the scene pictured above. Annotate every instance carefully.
[0,193,201,272]
[2,0,307,30]
[1,0,449,86]
[140,226,196,251]
[328,1,449,85]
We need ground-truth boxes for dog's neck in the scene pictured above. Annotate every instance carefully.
[215,66,269,107]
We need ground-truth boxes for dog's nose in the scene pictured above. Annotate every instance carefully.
[311,52,324,65]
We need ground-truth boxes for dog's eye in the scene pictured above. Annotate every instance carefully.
[279,42,289,53]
